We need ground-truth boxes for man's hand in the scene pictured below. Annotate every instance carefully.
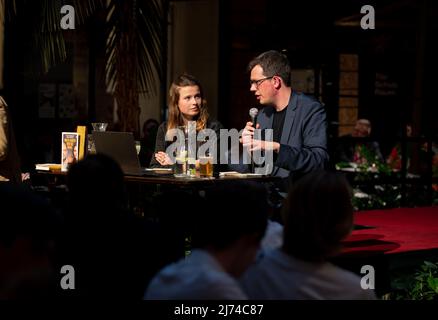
[240,121,280,153]
[240,121,259,146]
[247,139,280,152]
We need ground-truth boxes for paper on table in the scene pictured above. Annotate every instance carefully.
[145,168,172,172]
[219,171,247,178]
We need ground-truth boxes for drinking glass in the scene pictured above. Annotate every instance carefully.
[88,122,108,154]
[174,149,187,178]
[91,122,108,132]
[173,125,188,177]
[199,154,214,178]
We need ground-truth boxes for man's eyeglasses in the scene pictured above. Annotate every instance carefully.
[249,76,273,88]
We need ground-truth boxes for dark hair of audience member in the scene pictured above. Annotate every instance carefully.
[66,153,128,215]
[62,154,161,298]
[281,171,353,262]
[0,183,59,299]
[190,181,269,250]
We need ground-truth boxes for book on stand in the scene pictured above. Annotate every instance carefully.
[61,132,79,172]
[35,163,62,171]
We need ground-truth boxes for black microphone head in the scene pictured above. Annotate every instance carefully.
[249,108,258,119]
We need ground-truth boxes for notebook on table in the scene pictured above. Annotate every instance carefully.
[92,131,172,176]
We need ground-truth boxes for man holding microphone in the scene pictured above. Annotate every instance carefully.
[241,50,329,196]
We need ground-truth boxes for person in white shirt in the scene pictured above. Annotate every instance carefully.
[145,181,268,300]
[260,219,283,250]
[240,171,377,300]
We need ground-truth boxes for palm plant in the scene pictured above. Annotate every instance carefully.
[105,0,164,134]
[1,0,165,136]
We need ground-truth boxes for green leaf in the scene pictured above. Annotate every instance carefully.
[427,277,438,292]
[424,261,438,269]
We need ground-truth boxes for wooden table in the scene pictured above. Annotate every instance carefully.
[123,173,279,187]
[32,170,281,214]
[33,169,280,188]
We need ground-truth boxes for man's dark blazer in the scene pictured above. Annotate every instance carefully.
[255,91,329,191]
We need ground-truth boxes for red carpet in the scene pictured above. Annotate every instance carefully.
[342,206,438,255]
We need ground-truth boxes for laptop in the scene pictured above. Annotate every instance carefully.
[93,131,172,176]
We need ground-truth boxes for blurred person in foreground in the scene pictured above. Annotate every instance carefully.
[145,181,268,299]
[58,154,164,298]
[240,171,377,300]
[0,183,59,299]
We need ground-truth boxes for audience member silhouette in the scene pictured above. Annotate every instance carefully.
[386,123,413,171]
[139,119,159,167]
[240,171,377,299]
[145,181,268,299]
[0,183,59,299]
[58,154,163,298]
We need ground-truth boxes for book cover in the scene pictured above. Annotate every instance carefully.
[61,132,79,172]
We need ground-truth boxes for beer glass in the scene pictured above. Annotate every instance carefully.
[199,152,214,178]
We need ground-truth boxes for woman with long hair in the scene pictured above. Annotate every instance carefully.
[150,74,222,167]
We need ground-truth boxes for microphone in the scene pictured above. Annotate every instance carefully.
[249,108,258,128]
[249,108,259,173]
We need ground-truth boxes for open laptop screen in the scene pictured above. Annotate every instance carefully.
[93,131,142,175]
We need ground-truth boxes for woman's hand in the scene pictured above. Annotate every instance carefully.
[155,151,173,166]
